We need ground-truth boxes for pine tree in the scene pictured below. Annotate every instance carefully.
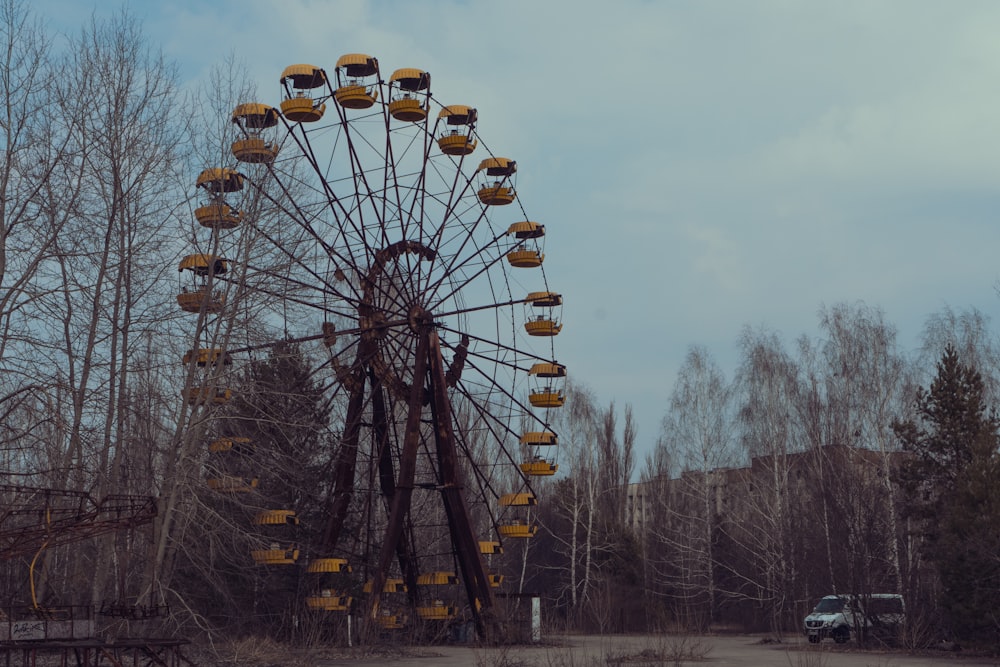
[894,345,1000,644]
[176,341,333,637]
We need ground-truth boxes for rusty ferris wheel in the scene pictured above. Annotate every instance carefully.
[177,54,566,638]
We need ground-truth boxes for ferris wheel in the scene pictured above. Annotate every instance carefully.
[177,54,565,638]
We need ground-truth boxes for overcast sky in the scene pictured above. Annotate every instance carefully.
[32,0,1000,460]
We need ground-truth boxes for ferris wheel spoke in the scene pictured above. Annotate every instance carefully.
[279,121,365,238]
[437,322,555,370]
[246,166,366,304]
[423,244,513,314]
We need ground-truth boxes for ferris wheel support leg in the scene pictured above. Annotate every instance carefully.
[320,347,370,553]
[363,331,431,639]
[427,330,501,644]
[370,370,421,600]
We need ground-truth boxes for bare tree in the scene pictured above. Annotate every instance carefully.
[731,326,801,634]
[652,346,734,629]
[0,0,74,470]
[919,306,1000,403]
[816,303,908,596]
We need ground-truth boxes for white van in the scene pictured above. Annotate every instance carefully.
[803,594,904,644]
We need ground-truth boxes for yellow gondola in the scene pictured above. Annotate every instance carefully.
[416,601,457,620]
[437,105,478,155]
[176,288,224,313]
[251,545,300,565]
[499,492,537,507]
[506,249,543,268]
[520,431,558,447]
[377,614,405,629]
[363,578,406,593]
[388,68,430,122]
[231,102,280,163]
[182,348,228,367]
[334,53,379,109]
[477,157,516,205]
[181,386,231,405]
[254,510,299,526]
[280,64,327,122]
[498,523,538,539]
[308,558,352,574]
[305,590,351,611]
[520,459,558,476]
[479,540,503,555]
[196,168,243,194]
[416,571,459,586]
[529,389,566,408]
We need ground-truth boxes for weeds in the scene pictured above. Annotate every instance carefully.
[604,634,712,666]
[475,643,535,667]
[784,646,828,667]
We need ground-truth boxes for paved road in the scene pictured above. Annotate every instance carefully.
[322,634,1000,666]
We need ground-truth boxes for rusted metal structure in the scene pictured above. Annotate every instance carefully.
[0,485,155,562]
[0,486,170,665]
[179,53,566,641]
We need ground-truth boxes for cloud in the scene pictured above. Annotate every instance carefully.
[27,0,1000,455]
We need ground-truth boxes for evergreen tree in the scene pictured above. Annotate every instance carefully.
[177,341,333,637]
[894,345,1000,644]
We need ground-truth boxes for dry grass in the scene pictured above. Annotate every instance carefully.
[199,635,440,667]
[784,646,829,667]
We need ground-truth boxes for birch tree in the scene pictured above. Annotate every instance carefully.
[653,346,734,628]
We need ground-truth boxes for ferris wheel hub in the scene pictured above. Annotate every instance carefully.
[407,304,434,333]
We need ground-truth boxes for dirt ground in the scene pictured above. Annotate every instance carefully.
[319,634,1000,667]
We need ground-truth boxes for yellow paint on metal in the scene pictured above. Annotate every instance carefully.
[196,168,243,193]
[520,460,558,476]
[498,524,538,539]
[176,290,224,313]
[195,203,243,229]
[335,53,379,77]
[416,603,457,620]
[520,431,558,447]
[479,540,503,554]
[476,157,516,175]
[506,249,544,268]
[231,103,280,128]
[477,185,515,205]
[363,578,406,593]
[438,105,477,124]
[499,492,537,507]
[182,348,228,366]
[280,97,326,123]
[524,319,562,336]
[334,85,377,109]
[178,254,228,275]
[438,133,477,155]
[529,362,566,378]
[250,546,300,565]
[388,97,427,122]
[526,291,562,307]
[307,558,352,573]
[507,221,544,238]
[280,64,326,88]
[416,571,459,586]
[529,391,565,408]
[231,138,279,164]
[254,510,299,526]
[389,68,429,91]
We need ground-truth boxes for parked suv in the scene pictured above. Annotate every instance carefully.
[804,594,904,644]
